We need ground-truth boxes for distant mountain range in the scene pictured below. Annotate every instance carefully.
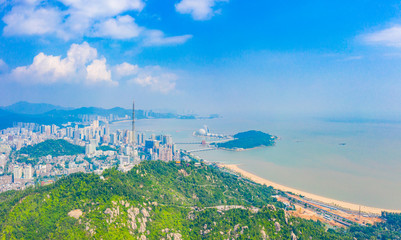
[0,102,218,130]
[1,101,72,115]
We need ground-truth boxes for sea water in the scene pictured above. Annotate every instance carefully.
[111,116,401,209]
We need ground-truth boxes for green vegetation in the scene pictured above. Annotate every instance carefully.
[96,145,118,152]
[347,212,401,239]
[17,139,85,158]
[15,156,39,166]
[215,130,277,150]
[0,160,400,239]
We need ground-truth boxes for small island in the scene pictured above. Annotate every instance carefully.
[213,130,277,151]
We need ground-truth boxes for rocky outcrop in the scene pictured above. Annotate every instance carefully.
[68,209,82,219]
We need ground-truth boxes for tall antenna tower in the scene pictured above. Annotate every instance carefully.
[132,99,135,146]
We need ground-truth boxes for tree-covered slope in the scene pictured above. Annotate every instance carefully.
[18,139,85,157]
[0,161,400,239]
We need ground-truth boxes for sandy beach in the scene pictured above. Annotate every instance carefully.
[220,164,401,215]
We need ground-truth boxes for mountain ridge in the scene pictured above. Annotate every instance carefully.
[0,102,216,130]
[1,101,70,115]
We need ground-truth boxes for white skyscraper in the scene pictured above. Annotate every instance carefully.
[13,166,22,179]
[23,165,33,179]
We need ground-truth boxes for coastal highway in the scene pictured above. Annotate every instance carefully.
[216,163,383,228]
[284,194,382,227]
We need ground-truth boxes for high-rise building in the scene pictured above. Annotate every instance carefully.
[85,139,97,156]
[105,123,110,136]
[92,120,99,129]
[118,155,130,165]
[162,135,173,145]
[132,99,135,146]
[13,166,22,179]
[23,165,33,179]
[159,145,173,162]
[137,132,145,145]
[51,124,57,135]
[110,133,117,145]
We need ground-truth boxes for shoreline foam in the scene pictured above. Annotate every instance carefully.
[220,163,401,215]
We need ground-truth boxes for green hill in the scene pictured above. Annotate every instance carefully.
[0,160,399,239]
[18,139,85,158]
[215,130,277,150]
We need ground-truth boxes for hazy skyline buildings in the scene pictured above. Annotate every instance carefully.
[132,99,135,147]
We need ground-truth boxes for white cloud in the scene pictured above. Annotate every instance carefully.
[363,26,401,47]
[12,53,75,83]
[128,66,177,93]
[1,0,191,45]
[67,42,98,66]
[7,42,177,92]
[2,4,64,37]
[91,15,143,39]
[86,58,114,85]
[60,0,144,18]
[175,0,227,20]
[143,30,193,46]
[2,0,144,39]
[10,42,116,85]
[114,62,139,77]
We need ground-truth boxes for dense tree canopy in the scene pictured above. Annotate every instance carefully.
[0,160,400,239]
[18,139,85,157]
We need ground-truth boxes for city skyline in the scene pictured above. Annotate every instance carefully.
[2,1,401,238]
[1,1,401,118]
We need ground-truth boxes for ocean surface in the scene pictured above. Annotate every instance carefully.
[111,116,401,209]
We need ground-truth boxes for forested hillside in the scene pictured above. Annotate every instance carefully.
[0,161,400,239]
[17,139,85,158]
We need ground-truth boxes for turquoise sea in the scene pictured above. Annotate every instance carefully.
[111,116,401,210]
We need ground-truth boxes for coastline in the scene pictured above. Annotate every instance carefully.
[220,163,401,215]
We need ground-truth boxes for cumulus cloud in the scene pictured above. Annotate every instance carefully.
[10,42,117,85]
[3,4,64,37]
[7,42,177,92]
[2,0,143,39]
[91,15,143,39]
[60,0,144,18]
[67,42,98,66]
[1,0,191,45]
[86,58,114,85]
[12,53,75,83]
[143,30,193,46]
[175,0,228,20]
[362,26,401,47]
[128,66,177,93]
[114,62,139,77]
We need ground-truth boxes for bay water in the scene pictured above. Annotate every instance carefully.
[111,116,401,209]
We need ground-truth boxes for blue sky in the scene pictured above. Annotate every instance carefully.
[1,0,401,118]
